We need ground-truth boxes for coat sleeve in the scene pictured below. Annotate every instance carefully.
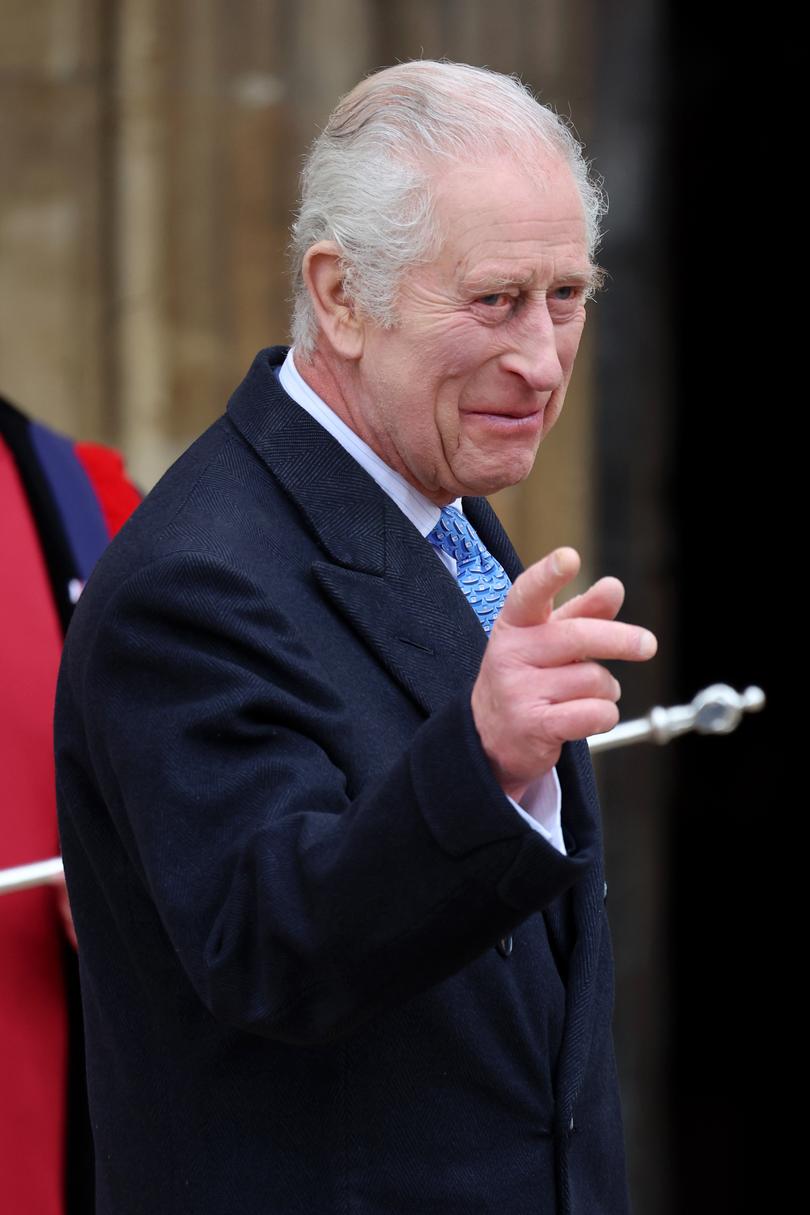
[59,549,594,1045]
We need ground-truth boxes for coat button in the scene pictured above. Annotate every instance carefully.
[496,934,513,958]
[569,1116,575,1133]
[603,880,608,902]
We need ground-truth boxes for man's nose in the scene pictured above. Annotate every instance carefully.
[499,302,563,392]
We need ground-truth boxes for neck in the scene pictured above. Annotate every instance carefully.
[292,346,456,509]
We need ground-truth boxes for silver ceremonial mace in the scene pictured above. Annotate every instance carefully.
[586,682,765,753]
[0,683,765,895]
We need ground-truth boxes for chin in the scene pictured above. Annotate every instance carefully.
[455,463,535,498]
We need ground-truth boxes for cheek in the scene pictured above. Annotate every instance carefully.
[557,315,587,378]
[538,322,586,432]
[419,315,486,377]
[418,328,481,432]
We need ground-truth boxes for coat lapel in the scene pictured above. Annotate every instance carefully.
[227,348,487,718]
[311,502,488,717]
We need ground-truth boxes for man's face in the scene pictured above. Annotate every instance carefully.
[350,152,593,504]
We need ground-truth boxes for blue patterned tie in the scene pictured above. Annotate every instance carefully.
[428,505,511,636]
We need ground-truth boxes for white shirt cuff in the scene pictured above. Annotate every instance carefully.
[507,768,565,855]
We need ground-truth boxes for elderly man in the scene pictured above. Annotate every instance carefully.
[56,61,656,1214]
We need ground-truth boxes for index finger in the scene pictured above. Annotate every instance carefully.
[499,547,581,629]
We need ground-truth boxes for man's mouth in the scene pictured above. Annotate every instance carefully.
[461,406,544,426]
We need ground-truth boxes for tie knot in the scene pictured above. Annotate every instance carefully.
[428,505,493,573]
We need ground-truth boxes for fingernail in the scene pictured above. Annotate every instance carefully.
[551,547,577,576]
[639,630,657,658]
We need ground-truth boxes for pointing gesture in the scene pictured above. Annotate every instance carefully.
[471,548,657,802]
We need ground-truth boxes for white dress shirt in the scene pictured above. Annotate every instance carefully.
[278,349,565,854]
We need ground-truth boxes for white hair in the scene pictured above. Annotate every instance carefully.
[289,60,606,356]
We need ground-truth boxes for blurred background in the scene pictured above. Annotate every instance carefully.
[1,1,782,1211]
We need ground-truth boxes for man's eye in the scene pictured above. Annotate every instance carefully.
[548,285,586,318]
[477,293,513,308]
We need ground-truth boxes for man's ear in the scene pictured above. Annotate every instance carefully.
[302,242,364,359]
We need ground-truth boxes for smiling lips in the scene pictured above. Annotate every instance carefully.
[462,406,544,426]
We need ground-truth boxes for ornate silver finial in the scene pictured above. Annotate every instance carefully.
[588,684,765,753]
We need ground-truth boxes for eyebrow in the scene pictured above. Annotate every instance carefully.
[461,269,533,293]
[461,265,600,294]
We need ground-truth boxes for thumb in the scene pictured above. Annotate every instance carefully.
[498,547,581,628]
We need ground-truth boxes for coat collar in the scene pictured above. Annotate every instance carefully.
[227,347,503,717]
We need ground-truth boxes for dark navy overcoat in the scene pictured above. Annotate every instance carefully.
[56,347,630,1214]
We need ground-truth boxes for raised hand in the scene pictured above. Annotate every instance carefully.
[471,547,657,801]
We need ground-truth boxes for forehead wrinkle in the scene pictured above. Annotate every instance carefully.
[451,218,589,273]
[448,213,582,253]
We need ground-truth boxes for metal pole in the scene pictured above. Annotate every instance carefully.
[0,856,64,894]
[587,683,765,753]
[0,684,765,895]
